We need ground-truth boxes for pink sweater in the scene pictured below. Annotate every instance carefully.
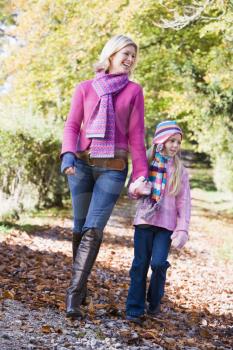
[134,160,191,233]
[61,79,148,181]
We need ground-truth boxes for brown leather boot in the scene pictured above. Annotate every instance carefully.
[72,233,88,306]
[72,233,82,263]
[66,228,103,319]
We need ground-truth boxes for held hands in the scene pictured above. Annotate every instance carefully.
[171,230,188,249]
[128,176,152,199]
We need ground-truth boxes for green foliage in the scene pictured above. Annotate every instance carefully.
[0,128,66,211]
[0,1,15,24]
[1,0,133,119]
[1,0,233,198]
[133,1,233,191]
[214,153,233,192]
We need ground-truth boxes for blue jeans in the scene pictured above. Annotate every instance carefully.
[67,158,128,234]
[126,225,172,317]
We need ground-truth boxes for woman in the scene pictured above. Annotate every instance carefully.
[61,35,148,318]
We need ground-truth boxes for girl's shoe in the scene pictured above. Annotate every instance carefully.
[147,303,161,317]
[126,315,143,326]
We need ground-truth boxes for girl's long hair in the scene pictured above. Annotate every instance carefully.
[169,154,183,196]
[148,146,183,196]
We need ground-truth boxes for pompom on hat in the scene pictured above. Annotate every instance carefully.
[153,120,183,145]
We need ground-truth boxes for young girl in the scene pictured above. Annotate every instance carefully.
[126,120,191,324]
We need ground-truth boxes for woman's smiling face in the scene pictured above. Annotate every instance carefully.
[108,44,136,75]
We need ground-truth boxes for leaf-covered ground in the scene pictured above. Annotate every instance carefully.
[0,193,232,350]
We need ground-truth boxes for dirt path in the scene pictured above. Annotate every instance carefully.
[0,194,232,350]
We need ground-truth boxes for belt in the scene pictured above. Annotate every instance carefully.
[75,150,128,171]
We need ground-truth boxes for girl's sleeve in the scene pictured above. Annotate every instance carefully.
[61,84,84,156]
[128,87,149,181]
[175,168,191,233]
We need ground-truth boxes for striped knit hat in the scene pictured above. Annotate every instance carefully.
[153,120,183,145]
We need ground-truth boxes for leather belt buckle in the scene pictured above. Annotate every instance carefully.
[88,152,95,167]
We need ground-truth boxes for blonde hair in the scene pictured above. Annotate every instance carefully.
[168,154,183,196]
[94,35,138,73]
[148,147,183,196]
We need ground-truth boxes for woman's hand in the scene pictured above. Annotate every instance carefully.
[129,176,152,199]
[64,166,75,175]
[61,152,76,174]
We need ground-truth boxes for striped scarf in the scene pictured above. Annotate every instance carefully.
[139,151,170,220]
[86,72,129,158]
[149,151,169,204]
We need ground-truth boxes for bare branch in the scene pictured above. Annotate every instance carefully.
[154,0,226,30]
[0,26,16,39]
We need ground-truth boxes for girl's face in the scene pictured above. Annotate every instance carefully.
[163,133,182,157]
[108,45,136,75]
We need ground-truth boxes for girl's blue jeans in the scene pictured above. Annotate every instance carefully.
[126,225,172,317]
[66,157,128,234]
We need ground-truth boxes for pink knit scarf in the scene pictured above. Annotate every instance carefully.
[86,72,129,158]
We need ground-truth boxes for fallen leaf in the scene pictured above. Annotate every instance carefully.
[199,327,212,338]
[36,284,46,291]
[3,290,15,299]
[92,319,101,325]
[41,325,53,334]
[88,297,95,315]
[95,303,110,309]
[141,331,157,339]
[119,330,132,338]
[54,327,63,334]
[164,337,176,345]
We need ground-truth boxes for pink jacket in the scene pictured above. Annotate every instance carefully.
[134,159,191,233]
[61,79,148,181]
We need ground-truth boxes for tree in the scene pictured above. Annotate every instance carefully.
[1,0,233,195]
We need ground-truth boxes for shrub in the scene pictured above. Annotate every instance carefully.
[0,129,67,217]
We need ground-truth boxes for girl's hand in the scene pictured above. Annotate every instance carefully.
[64,166,75,175]
[128,191,140,200]
[171,230,188,249]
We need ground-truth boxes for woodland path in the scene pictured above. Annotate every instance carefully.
[0,191,232,350]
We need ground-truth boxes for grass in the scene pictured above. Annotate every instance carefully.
[0,223,13,236]
[189,167,217,192]
[22,206,71,219]
[0,204,72,238]
[217,236,233,261]
[191,176,233,263]
[183,151,233,262]
[0,221,44,234]
[191,188,233,216]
